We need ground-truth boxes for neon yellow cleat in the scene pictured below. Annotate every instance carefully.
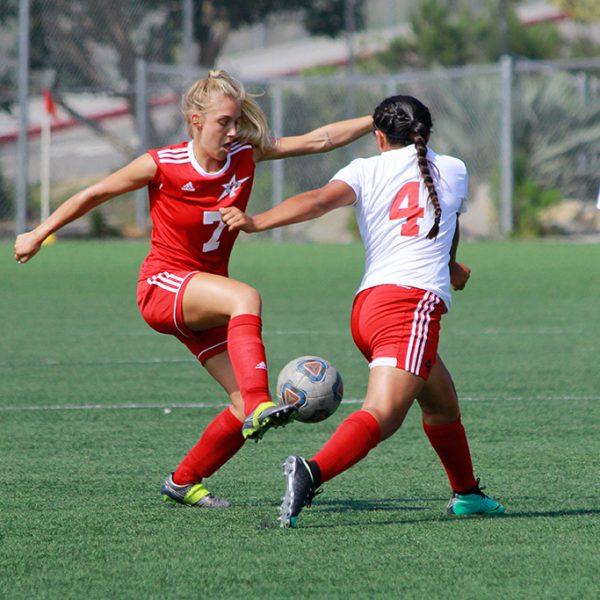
[241,401,298,441]
[161,474,230,508]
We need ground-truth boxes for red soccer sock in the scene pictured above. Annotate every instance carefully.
[227,314,271,415]
[311,410,382,484]
[172,407,244,485]
[422,416,477,493]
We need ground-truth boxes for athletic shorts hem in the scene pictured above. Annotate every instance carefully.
[351,285,444,381]
[137,270,228,366]
[368,355,437,380]
[196,340,228,365]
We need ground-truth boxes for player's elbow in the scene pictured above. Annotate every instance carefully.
[81,189,107,208]
[307,127,334,154]
[83,183,119,207]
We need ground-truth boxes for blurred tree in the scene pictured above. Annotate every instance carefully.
[1,0,365,152]
[551,0,600,23]
[378,0,562,70]
[191,0,365,67]
[0,0,18,112]
[2,1,366,99]
[432,71,600,234]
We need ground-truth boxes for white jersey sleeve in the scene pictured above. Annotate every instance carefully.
[457,167,468,214]
[330,159,364,205]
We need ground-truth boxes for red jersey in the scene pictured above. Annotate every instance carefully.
[139,140,255,280]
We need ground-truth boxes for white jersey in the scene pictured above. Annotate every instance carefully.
[331,145,468,310]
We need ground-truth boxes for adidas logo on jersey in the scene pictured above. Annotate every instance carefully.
[255,361,267,370]
[181,181,196,192]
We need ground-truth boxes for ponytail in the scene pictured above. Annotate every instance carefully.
[412,123,441,240]
[373,95,441,239]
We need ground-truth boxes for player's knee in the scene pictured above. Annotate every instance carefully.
[363,404,403,439]
[234,286,262,315]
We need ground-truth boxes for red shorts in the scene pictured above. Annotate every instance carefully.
[137,270,228,365]
[350,285,446,380]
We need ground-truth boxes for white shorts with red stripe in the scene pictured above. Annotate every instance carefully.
[136,270,228,365]
[350,284,446,380]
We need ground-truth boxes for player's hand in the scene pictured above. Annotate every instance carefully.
[14,231,43,264]
[220,207,257,233]
[450,261,471,290]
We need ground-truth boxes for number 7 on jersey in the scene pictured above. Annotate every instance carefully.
[203,211,227,252]
[389,181,424,237]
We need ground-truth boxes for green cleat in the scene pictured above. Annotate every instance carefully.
[446,482,505,516]
[161,474,230,508]
[242,401,298,441]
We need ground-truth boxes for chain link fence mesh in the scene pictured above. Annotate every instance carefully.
[0,0,598,239]
[0,0,186,235]
[139,59,599,239]
[513,61,599,202]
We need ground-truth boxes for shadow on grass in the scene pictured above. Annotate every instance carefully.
[238,497,444,511]
[316,497,441,513]
[298,507,600,530]
[488,508,600,519]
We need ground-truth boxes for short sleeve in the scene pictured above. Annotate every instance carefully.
[146,149,163,186]
[330,159,363,205]
[457,165,469,214]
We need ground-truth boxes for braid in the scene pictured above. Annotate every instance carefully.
[373,95,441,240]
[413,124,441,240]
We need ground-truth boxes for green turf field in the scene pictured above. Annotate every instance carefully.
[1,240,599,598]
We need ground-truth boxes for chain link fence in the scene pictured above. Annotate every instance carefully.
[0,0,598,240]
[0,0,189,236]
[136,58,599,239]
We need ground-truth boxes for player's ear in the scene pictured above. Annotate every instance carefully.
[190,113,203,130]
[374,129,387,152]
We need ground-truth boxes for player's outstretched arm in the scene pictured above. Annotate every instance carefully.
[449,218,471,291]
[221,181,356,233]
[14,154,156,264]
[256,116,372,162]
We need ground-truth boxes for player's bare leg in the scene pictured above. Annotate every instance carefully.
[417,355,505,516]
[362,366,425,439]
[204,350,245,420]
[416,356,460,426]
[280,367,425,527]
[182,272,262,329]
[182,272,297,439]
[162,351,245,508]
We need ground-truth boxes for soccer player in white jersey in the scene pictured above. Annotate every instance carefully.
[221,95,505,527]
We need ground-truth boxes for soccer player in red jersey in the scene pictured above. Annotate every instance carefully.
[14,70,373,507]
[221,95,505,526]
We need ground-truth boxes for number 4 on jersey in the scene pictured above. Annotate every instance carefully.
[389,181,423,237]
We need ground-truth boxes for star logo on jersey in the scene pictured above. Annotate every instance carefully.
[218,173,250,201]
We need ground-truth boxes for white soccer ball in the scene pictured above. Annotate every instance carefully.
[276,355,343,423]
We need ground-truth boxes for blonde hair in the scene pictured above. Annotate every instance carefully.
[182,70,272,154]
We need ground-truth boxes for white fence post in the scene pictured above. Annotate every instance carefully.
[500,55,514,236]
[270,80,284,241]
[135,58,148,233]
[15,0,30,235]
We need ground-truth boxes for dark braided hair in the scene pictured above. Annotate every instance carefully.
[373,95,441,239]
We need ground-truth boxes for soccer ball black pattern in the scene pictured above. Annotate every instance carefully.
[276,355,344,423]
